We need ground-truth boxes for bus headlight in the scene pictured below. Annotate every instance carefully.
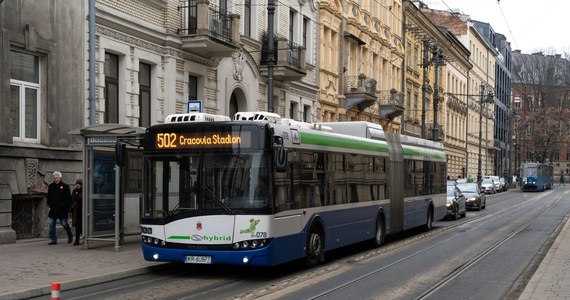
[232,238,271,250]
[143,236,166,247]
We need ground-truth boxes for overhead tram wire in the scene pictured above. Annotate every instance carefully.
[438,0,454,12]
[497,2,519,50]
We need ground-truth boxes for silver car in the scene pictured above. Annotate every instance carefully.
[481,178,496,194]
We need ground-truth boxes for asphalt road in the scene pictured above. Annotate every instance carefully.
[32,187,569,300]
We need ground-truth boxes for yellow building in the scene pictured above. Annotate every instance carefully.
[318,0,405,132]
[401,2,473,178]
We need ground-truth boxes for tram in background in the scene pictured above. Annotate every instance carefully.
[136,111,447,267]
[521,162,553,191]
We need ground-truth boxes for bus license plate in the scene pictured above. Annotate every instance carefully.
[185,255,212,264]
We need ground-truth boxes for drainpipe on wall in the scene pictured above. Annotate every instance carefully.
[88,0,96,125]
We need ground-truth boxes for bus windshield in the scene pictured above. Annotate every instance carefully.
[144,151,270,218]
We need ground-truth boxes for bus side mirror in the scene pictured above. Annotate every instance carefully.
[115,141,127,167]
[276,145,288,173]
[274,136,287,173]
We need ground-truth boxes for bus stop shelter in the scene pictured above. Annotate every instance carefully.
[70,124,145,251]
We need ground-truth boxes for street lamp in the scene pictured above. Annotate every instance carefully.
[477,82,494,183]
[431,50,445,141]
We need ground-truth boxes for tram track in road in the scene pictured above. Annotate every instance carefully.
[243,189,567,300]
[415,190,568,300]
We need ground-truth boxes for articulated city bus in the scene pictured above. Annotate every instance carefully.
[138,112,446,266]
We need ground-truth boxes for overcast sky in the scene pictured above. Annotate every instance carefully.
[425,0,569,54]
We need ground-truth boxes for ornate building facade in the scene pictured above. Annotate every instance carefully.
[318,0,405,132]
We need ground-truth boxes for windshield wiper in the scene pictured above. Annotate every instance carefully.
[202,185,235,215]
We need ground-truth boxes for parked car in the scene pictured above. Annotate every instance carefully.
[446,185,467,220]
[481,178,496,194]
[485,176,502,192]
[457,183,486,211]
[499,177,508,191]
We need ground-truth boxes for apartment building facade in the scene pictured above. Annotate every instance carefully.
[423,8,497,181]
[0,0,85,243]
[472,21,512,179]
[402,1,471,178]
[318,0,405,132]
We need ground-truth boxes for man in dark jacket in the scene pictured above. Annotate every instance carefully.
[47,171,73,245]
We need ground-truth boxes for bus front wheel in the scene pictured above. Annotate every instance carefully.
[305,225,324,267]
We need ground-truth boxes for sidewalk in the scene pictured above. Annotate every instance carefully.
[519,212,570,300]
[0,235,165,300]
[0,216,569,300]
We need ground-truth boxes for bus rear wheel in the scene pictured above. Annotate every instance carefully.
[305,226,324,267]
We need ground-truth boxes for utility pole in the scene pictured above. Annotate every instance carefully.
[478,82,493,183]
[421,38,430,139]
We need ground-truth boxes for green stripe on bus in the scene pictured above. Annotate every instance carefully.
[168,236,190,240]
[402,146,446,160]
[300,132,390,153]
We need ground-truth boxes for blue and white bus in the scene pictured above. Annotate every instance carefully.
[138,112,447,266]
[521,162,553,191]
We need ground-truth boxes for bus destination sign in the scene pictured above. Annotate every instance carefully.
[155,132,251,149]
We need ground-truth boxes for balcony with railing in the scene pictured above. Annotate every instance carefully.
[177,0,240,58]
[377,89,404,120]
[344,73,377,111]
[260,37,307,81]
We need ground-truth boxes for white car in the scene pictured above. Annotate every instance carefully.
[485,176,502,192]
[481,178,496,194]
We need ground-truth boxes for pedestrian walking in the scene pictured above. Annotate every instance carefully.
[560,174,565,186]
[71,179,83,245]
[47,171,73,245]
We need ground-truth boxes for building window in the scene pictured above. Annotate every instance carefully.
[302,16,309,47]
[303,104,311,122]
[139,62,151,127]
[244,0,251,37]
[10,50,40,142]
[105,52,119,123]
[290,101,298,120]
[289,10,296,44]
[219,0,227,14]
[189,75,198,100]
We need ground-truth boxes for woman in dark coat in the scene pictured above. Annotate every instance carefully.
[71,179,83,245]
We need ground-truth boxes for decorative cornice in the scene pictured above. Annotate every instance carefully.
[96,25,217,67]
[288,87,318,100]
